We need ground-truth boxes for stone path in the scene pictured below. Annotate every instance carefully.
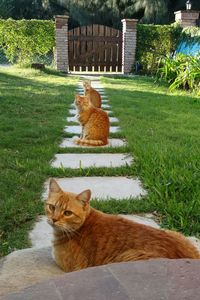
[0,76,148,297]
[1,76,200,298]
[42,177,146,200]
[2,259,200,300]
[51,153,132,168]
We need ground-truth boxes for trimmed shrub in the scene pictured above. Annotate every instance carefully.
[136,24,182,74]
[0,19,55,65]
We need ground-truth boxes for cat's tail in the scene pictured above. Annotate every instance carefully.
[73,137,107,147]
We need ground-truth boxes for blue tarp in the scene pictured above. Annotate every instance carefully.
[176,40,200,56]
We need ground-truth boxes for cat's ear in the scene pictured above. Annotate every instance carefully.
[49,178,62,194]
[76,189,91,205]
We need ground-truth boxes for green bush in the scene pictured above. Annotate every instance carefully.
[0,19,55,65]
[157,53,200,92]
[136,24,182,74]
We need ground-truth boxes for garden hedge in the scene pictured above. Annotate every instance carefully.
[0,19,198,75]
[0,19,55,65]
[136,24,182,74]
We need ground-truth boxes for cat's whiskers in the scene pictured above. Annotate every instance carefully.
[62,224,79,239]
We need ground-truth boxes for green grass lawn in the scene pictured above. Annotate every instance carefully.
[0,67,199,258]
[0,67,78,257]
[101,76,200,236]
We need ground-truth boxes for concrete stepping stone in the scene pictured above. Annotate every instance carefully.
[109,117,119,123]
[64,125,120,134]
[76,88,105,92]
[102,104,110,109]
[42,176,145,200]
[60,138,126,148]
[68,108,77,115]
[76,90,106,96]
[30,216,53,248]
[0,247,63,297]
[68,109,112,115]
[66,116,119,124]
[3,259,200,300]
[51,153,132,169]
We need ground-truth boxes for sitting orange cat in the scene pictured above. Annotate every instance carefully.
[83,80,101,108]
[73,94,109,146]
[45,179,200,273]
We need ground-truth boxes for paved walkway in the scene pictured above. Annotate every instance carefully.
[2,259,200,300]
[0,76,200,298]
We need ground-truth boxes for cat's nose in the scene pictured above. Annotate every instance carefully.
[52,218,57,223]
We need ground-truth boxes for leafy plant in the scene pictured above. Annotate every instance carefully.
[157,53,200,92]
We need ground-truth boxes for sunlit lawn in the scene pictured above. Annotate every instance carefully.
[0,67,78,256]
[101,76,200,237]
[0,67,199,258]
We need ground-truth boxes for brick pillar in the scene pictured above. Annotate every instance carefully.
[55,15,69,72]
[174,10,200,28]
[121,19,138,74]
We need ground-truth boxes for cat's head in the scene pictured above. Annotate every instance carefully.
[74,94,91,110]
[83,80,91,90]
[45,179,91,235]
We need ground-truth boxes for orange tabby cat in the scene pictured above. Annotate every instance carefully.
[45,179,200,273]
[83,80,102,108]
[73,94,109,146]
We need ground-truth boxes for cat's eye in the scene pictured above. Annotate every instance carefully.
[48,204,55,212]
[64,210,72,216]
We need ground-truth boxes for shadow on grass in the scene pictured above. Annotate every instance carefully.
[0,68,75,92]
[102,76,199,100]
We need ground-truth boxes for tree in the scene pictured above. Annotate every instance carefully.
[0,0,13,18]
[0,0,200,25]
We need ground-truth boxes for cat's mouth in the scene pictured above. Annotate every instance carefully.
[47,219,73,234]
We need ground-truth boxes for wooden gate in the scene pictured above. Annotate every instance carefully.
[68,24,122,72]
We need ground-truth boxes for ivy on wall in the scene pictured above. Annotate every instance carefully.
[0,19,55,64]
[136,24,182,74]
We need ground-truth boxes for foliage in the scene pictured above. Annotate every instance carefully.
[1,0,199,26]
[181,26,200,43]
[157,53,200,92]
[0,0,54,19]
[0,19,55,65]
[51,0,200,27]
[0,0,13,18]
[136,24,182,74]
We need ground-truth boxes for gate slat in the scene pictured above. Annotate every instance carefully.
[80,26,86,71]
[68,24,122,72]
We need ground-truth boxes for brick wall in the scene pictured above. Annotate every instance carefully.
[174,10,200,28]
[55,15,69,72]
[121,19,138,74]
